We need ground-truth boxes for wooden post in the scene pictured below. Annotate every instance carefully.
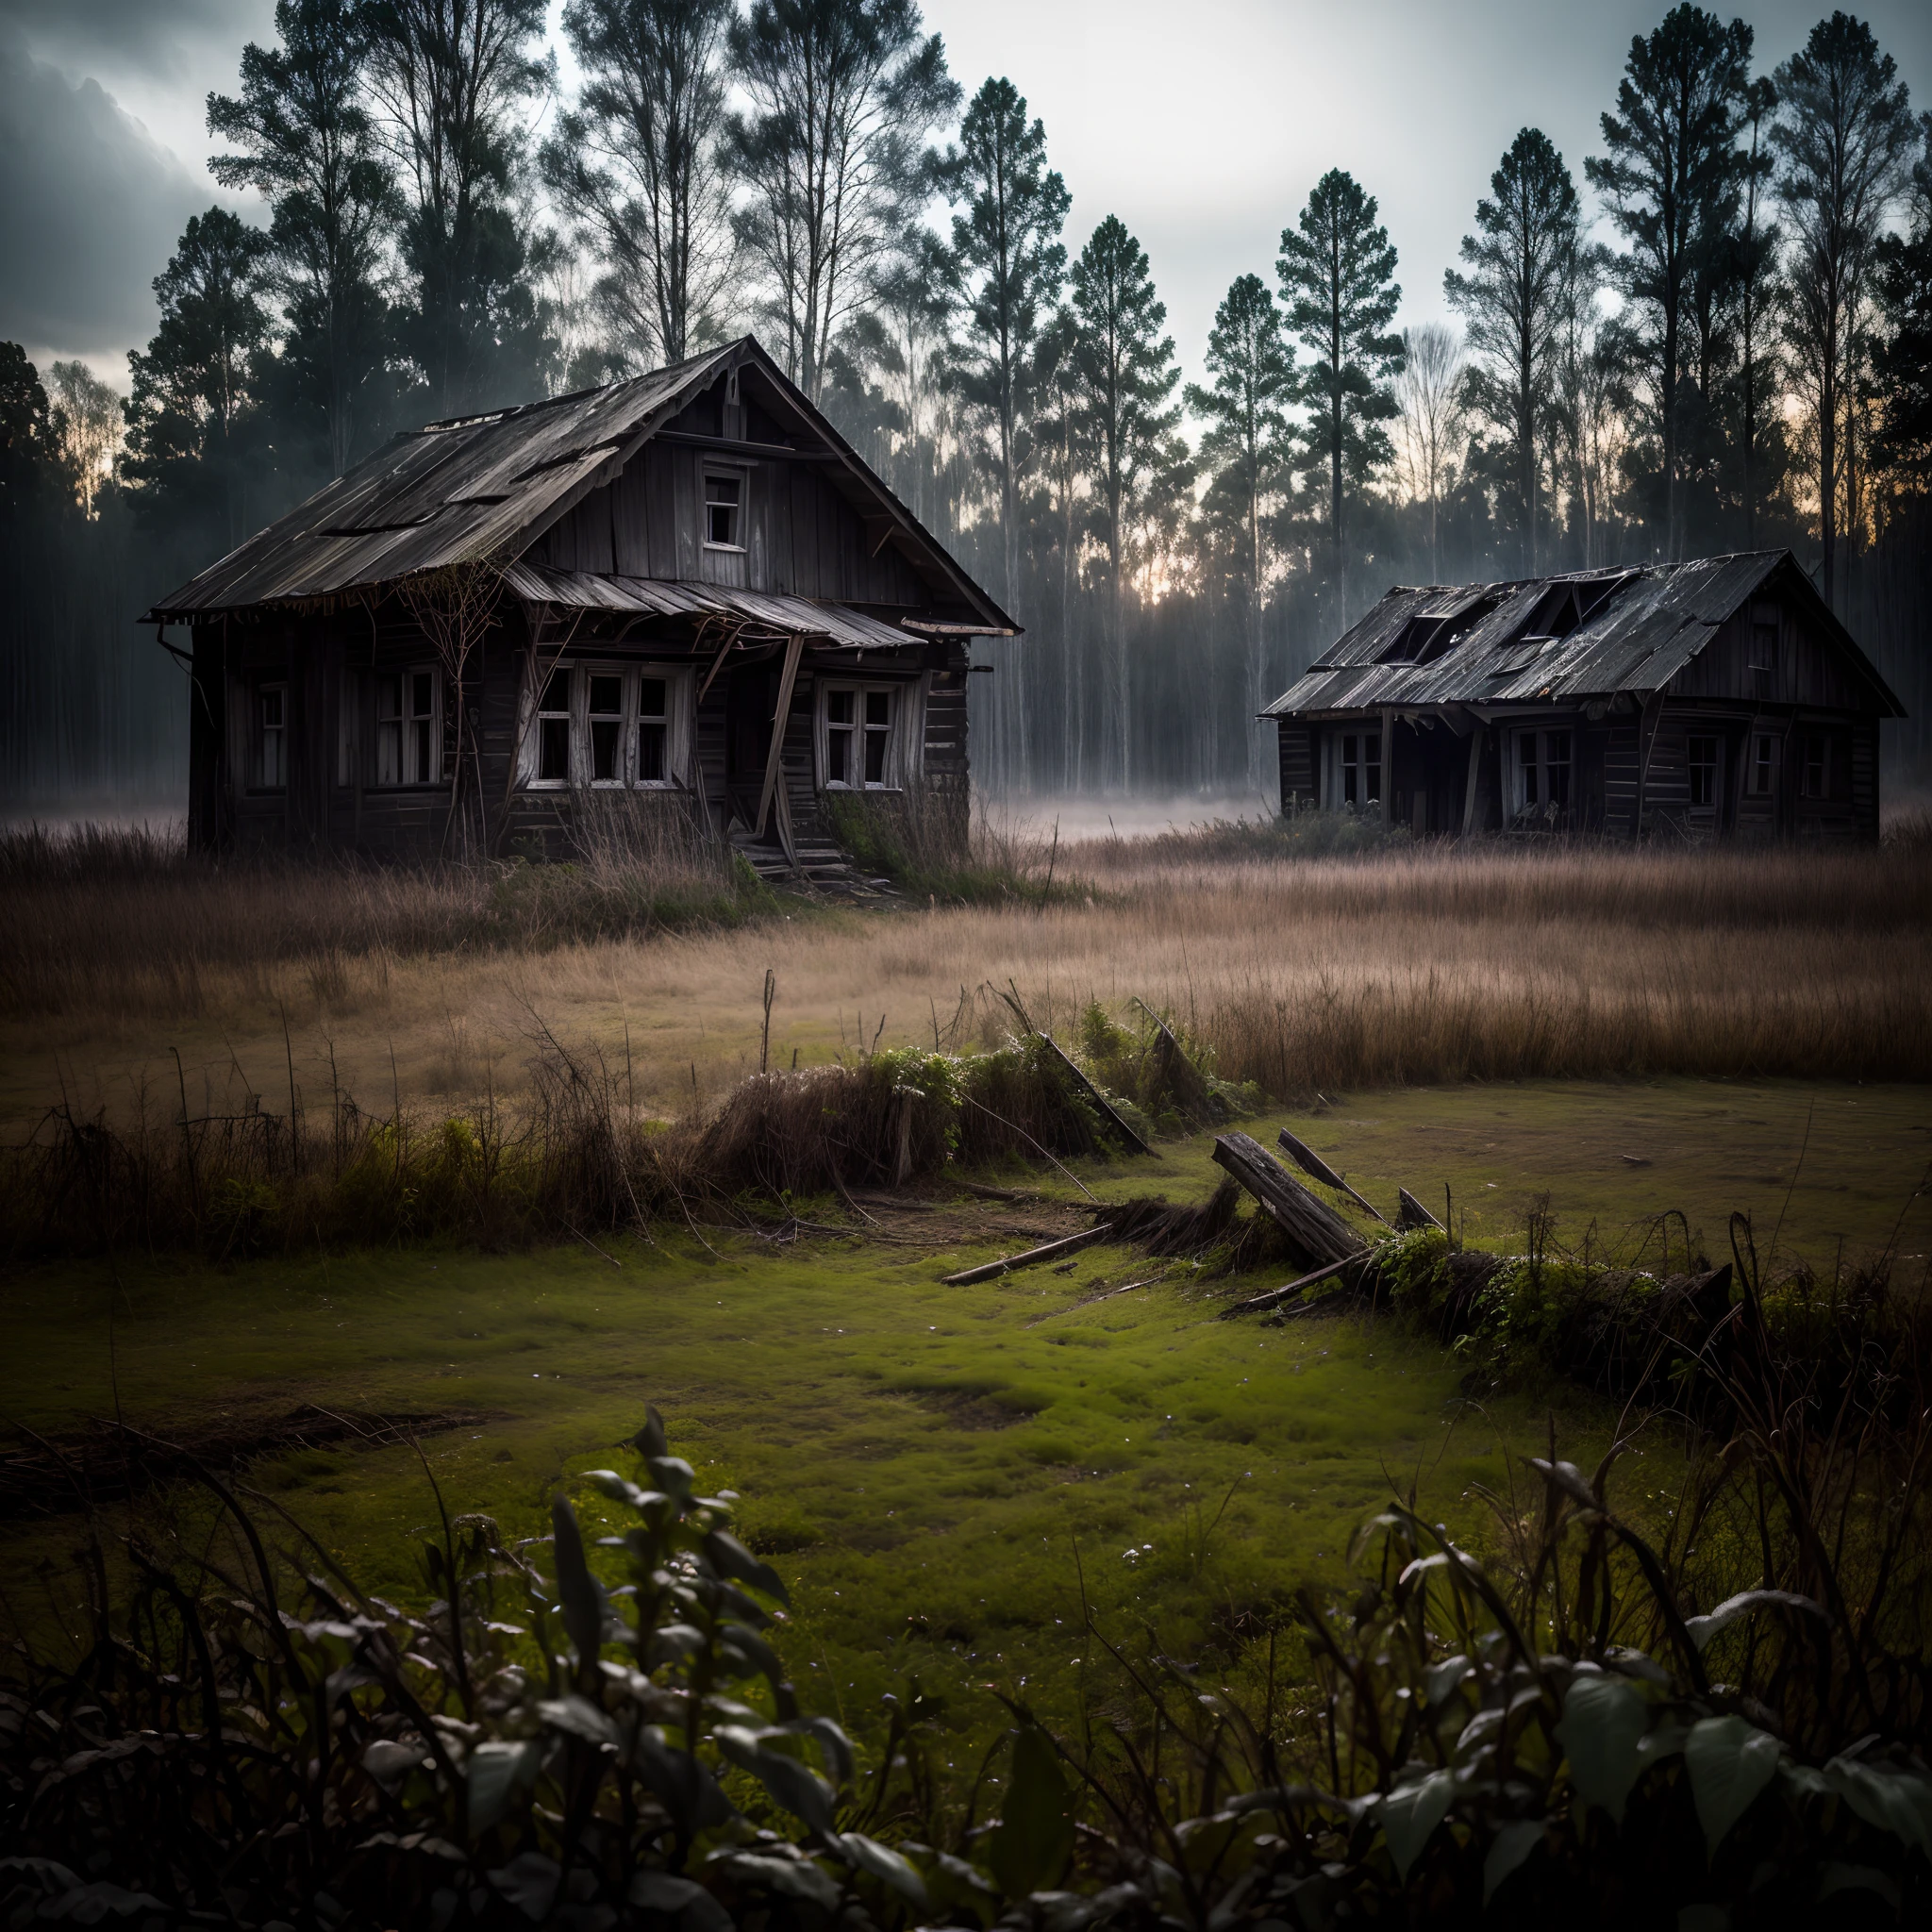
[1632,692,1666,841]
[757,634,806,838]
[1461,727,1484,836]
[1210,1133,1369,1272]
[1379,707,1392,825]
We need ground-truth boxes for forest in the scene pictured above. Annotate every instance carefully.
[1,0,1930,811]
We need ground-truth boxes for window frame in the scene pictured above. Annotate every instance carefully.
[815,676,919,792]
[1328,728,1382,810]
[518,659,694,791]
[702,467,747,553]
[1509,725,1574,818]
[1800,729,1832,801]
[256,680,289,792]
[369,663,444,788]
[1748,730,1781,798]
[1686,731,1722,811]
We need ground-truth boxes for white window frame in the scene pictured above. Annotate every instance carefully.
[1509,725,1574,817]
[1325,728,1381,809]
[371,663,443,787]
[702,468,746,552]
[257,680,288,791]
[518,659,694,791]
[816,676,920,791]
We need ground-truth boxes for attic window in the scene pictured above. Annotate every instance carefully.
[705,473,743,549]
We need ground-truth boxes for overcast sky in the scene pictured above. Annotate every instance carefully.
[4,0,1928,404]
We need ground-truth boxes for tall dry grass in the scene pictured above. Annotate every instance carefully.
[3,819,1929,1135]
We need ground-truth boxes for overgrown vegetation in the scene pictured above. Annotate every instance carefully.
[819,785,1057,907]
[8,1269,1930,1928]
[0,1011,1196,1259]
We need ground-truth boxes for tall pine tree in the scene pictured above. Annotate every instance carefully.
[1774,11,1916,607]
[1071,215,1185,788]
[1872,113,1932,490]
[726,0,957,403]
[1277,168,1401,624]
[1184,274,1292,782]
[946,76,1069,623]
[124,209,275,542]
[208,0,397,480]
[1586,5,1752,561]
[1444,128,1578,575]
[367,0,555,415]
[542,0,738,371]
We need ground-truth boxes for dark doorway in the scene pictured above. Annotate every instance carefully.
[724,665,777,836]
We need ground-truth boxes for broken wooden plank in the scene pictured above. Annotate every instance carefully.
[1396,1188,1444,1231]
[1132,997,1219,1123]
[1211,1133,1370,1271]
[1275,1126,1388,1223]
[993,978,1155,1158]
[1035,1029,1158,1158]
[1221,1254,1366,1319]
[941,1223,1110,1287]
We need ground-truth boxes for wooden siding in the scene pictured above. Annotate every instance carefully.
[1276,722,1315,808]
[1667,589,1875,711]
[526,440,928,607]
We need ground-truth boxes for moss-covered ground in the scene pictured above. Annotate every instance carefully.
[5,1077,1925,1767]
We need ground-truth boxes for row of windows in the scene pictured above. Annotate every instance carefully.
[1323,723,1842,818]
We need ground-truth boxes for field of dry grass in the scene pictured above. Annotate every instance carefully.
[4,818,1930,1138]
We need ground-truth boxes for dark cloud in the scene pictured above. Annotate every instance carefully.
[0,0,265,80]
[0,28,212,355]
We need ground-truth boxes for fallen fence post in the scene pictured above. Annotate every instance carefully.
[1396,1188,1444,1231]
[1275,1126,1388,1222]
[1221,1254,1365,1319]
[1211,1132,1370,1272]
[941,1223,1111,1287]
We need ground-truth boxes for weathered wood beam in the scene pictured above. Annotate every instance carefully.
[1210,1133,1369,1270]
[1036,1030,1158,1158]
[1396,1188,1444,1231]
[755,634,805,838]
[941,1223,1110,1286]
[1275,1126,1387,1222]
[1220,1254,1365,1319]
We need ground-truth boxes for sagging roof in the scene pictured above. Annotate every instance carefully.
[146,336,1016,635]
[1262,551,1903,719]
[499,564,919,652]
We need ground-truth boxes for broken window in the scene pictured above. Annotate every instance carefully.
[522,661,691,790]
[258,682,287,790]
[1336,731,1381,808]
[589,673,625,783]
[1750,731,1780,796]
[819,680,909,790]
[538,668,572,784]
[638,676,669,783]
[373,667,441,784]
[705,472,743,548]
[1688,733,1720,808]
[1801,731,1830,799]
[1513,728,1573,816]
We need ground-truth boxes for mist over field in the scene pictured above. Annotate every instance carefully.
[3,0,1930,819]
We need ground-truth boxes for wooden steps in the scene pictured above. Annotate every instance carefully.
[727,827,897,898]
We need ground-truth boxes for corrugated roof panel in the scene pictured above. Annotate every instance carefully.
[1263,555,1795,715]
[499,565,914,651]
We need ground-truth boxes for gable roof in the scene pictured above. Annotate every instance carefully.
[1262,551,1903,719]
[145,336,1016,634]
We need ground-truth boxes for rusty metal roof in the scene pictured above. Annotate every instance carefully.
[499,563,918,651]
[1262,551,1903,718]
[144,336,1018,635]
[148,349,731,616]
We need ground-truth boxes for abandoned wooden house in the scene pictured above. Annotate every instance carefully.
[148,336,1016,878]
[1263,552,1902,841]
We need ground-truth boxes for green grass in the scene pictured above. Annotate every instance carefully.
[7,1077,1925,1768]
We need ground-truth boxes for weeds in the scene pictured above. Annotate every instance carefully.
[8,1290,1931,1926]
